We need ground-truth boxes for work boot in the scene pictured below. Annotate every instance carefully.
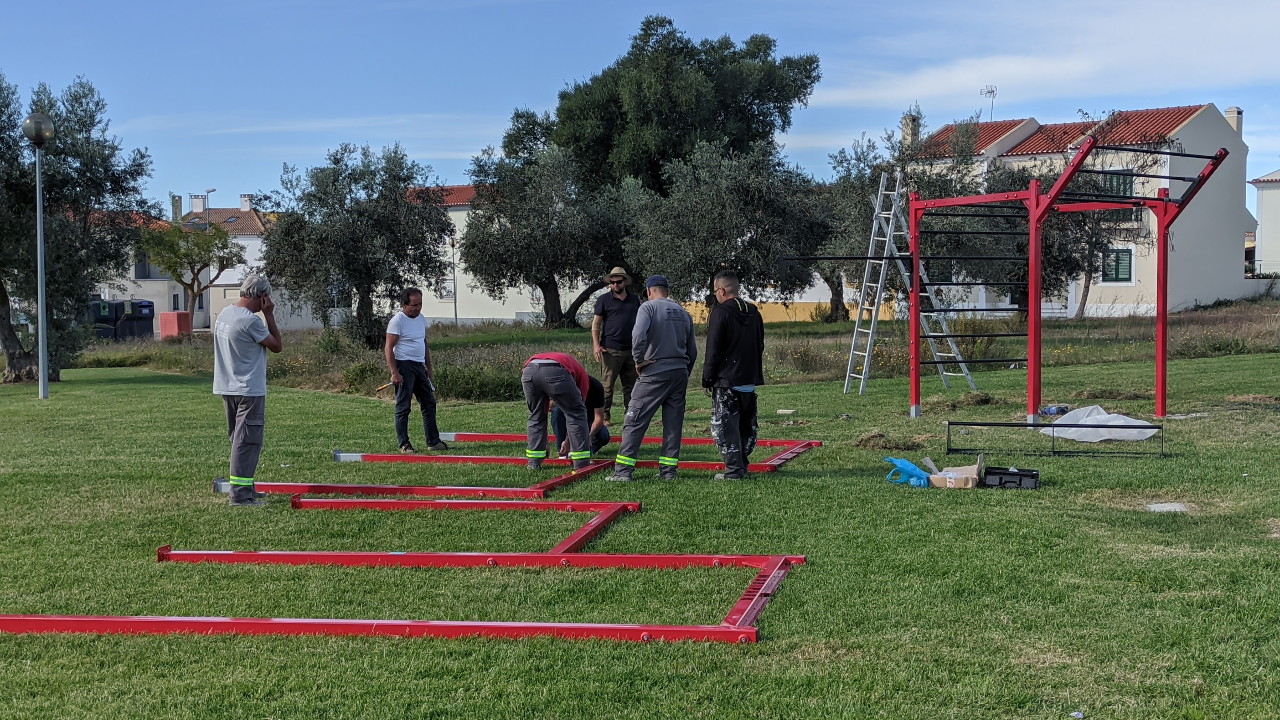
[572,460,593,471]
[399,442,417,454]
[527,460,543,470]
[658,470,677,481]
[605,470,633,482]
[229,484,264,507]
[428,440,449,451]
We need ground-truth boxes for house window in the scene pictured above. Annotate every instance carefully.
[172,293,181,311]
[1100,169,1139,221]
[134,250,171,280]
[1102,248,1133,283]
[197,293,204,311]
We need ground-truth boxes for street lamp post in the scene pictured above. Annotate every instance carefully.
[22,112,55,400]
[204,187,216,228]
[450,239,459,325]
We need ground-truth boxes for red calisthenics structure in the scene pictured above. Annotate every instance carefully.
[0,435,819,644]
[908,134,1227,420]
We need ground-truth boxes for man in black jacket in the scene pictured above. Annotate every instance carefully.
[701,271,765,480]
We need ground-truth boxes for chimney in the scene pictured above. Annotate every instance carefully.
[1225,106,1243,135]
[170,194,182,222]
[240,194,253,212]
[901,112,921,147]
[190,194,206,214]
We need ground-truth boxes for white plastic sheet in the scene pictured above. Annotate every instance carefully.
[1039,404,1158,443]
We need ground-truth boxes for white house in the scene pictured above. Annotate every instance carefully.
[1249,169,1280,275]
[922,104,1261,317]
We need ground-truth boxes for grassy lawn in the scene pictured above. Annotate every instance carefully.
[1,355,1278,719]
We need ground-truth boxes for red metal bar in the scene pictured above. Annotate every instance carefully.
[914,190,1033,209]
[909,193,922,418]
[157,546,804,570]
[253,482,544,499]
[1153,190,1175,419]
[290,497,640,513]
[754,441,821,469]
[0,614,758,643]
[1026,179,1044,422]
[527,460,614,493]
[1043,134,1098,204]
[721,556,800,628]
[549,504,635,554]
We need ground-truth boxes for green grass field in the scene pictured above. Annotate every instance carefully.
[1,356,1278,719]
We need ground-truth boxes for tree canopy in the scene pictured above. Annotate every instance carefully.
[139,206,245,317]
[0,74,155,382]
[461,111,620,328]
[626,140,830,304]
[260,144,454,348]
[552,15,821,196]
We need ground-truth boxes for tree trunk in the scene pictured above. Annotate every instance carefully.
[355,289,381,349]
[821,271,849,323]
[564,281,607,328]
[538,281,567,328]
[1071,270,1092,321]
[0,281,38,383]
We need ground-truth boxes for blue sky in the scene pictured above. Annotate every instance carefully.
[4,0,1278,213]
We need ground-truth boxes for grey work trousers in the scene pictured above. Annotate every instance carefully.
[710,387,758,478]
[522,362,589,461]
[223,394,266,482]
[614,368,688,477]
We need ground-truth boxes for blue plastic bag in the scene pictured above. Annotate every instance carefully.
[884,457,931,488]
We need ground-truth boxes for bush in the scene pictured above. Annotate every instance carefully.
[342,361,384,393]
[434,366,523,402]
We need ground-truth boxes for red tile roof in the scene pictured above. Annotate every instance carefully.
[1092,105,1206,146]
[927,105,1211,160]
[922,119,1029,157]
[180,208,268,236]
[440,185,475,207]
[1004,121,1095,156]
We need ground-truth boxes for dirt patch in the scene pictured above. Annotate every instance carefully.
[923,391,1003,412]
[1011,645,1081,668]
[1267,518,1280,540]
[1070,388,1151,400]
[1226,394,1280,404]
[853,432,923,451]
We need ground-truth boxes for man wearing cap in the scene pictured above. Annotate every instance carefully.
[592,267,640,421]
[213,274,283,506]
[609,275,697,482]
[521,352,595,471]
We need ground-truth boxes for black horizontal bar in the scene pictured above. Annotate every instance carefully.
[921,307,1027,314]
[1058,191,1170,203]
[921,281,1026,287]
[1075,168,1200,183]
[922,333,1027,338]
[920,358,1025,365]
[918,255,1026,261]
[946,420,1162,430]
[918,230,1028,236]
[779,255,907,262]
[1091,144,1217,160]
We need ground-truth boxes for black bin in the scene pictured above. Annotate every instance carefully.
[118,300,155,339]
[89,300,123,340]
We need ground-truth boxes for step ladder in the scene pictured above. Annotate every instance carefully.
[844,171,977,395]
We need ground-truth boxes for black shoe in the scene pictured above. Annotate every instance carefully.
[605,472,633,482]
[714,472,748,480]
[573,460,593,470]
[428,441,449,451]
[399,443,417,454]
[528,460,543,470]
[229,484,265,507]
[658,472,677,480]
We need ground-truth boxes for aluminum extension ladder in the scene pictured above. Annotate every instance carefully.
[843,171,977,395]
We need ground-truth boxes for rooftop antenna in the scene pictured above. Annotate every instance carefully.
[980,85,997,121]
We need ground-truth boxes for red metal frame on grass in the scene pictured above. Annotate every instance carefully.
[332,433,819,475]
[0,436,818,644]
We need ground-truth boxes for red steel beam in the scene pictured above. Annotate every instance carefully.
[528,460,612,493]
[0,614,759,643]
[157,546,804,570]
[290,497,640,513]
[439,433,806,448]
[253,482,544,499]
[549,504,635,554]
[721,556,801,628]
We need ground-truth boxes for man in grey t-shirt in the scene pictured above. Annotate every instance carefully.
[213,274,282,506]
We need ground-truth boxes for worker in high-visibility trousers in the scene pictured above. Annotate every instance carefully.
[521,352,595,471]
[608,275,697,482]
[213,274,282,506]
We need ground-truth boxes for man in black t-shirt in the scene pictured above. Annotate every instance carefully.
[592,267,641,421]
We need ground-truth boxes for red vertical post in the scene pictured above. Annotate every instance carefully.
[1026,180,1043,423]
[908,195,922,418]
[1154,189,1171,418]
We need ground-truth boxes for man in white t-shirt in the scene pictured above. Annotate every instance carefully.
[384,288,447,453]
[213,274,283,506]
